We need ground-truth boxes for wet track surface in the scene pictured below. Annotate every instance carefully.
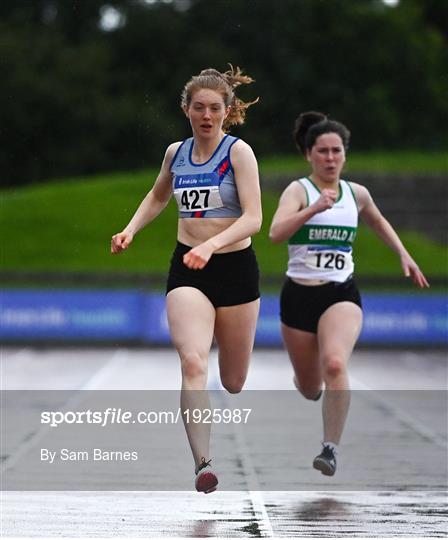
[1,347,447,537]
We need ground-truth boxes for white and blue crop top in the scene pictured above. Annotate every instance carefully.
[170,135,242,218]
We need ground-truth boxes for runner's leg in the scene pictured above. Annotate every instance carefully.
[317,301,363,443]
[214,299,260,393]
[166,287,215,468]
[281,323,322,399]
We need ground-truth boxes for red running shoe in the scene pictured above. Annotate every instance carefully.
[195,458,218,494]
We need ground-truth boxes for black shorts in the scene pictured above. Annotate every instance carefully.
[166,242,260,308]
[280,277,362,334]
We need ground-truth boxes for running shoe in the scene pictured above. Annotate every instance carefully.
[195,457,218,494]
[313,444,337,476]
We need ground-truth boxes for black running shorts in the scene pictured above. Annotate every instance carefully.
[280,277,362,333]
[166,241,260,308]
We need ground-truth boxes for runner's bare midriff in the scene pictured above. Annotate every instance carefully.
[178,217,251,253]
[291,277,331,286]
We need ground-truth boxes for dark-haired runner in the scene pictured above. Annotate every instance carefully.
[269,111,429,476]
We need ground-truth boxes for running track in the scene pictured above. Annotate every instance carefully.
[1,347,447,538]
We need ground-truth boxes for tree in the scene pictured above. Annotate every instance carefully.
[1,0,446,186]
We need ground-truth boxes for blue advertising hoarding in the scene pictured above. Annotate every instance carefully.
[0,290,143,340]
[1,289,446,346]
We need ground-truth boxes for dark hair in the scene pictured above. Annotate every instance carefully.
[293,111,350,155]
[181,65,259,132]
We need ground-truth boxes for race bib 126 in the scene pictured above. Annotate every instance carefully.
[305,247,354,274]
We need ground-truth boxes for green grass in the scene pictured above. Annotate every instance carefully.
[260,151,448,176]
[1,156,447,280]
[0,169,175,273]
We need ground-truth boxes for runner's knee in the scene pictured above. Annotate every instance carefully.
[180,351,207,382]
[322,354,345,380]
[221,374,246,394]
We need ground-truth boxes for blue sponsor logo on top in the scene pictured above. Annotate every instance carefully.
[175,173,219,188]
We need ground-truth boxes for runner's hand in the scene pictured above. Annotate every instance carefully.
[400,253,430,288]
[111,231,134,254]
[183,242,214,270]
[313,189,337,213]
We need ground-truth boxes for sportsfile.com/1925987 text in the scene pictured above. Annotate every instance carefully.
[40,407,252,427]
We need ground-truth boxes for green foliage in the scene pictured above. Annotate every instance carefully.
[1,0,447,187]
[1,166,446,279]
[260,151,448,176]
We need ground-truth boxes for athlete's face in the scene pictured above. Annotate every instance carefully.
[307,133,346,183]
[184,89,230,139]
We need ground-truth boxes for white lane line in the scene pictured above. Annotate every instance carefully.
[232,421,275,538]
[213,390,274,538]
[1,349,129,474]
[209,352,274,537]
[80,348,129,391]
[0,347,32,361]
[350,374,447,449]
[184,351,273,535]
[0,349,31,464]
[0,348,32,389]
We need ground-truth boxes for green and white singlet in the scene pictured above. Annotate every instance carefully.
[287,177,359,283]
